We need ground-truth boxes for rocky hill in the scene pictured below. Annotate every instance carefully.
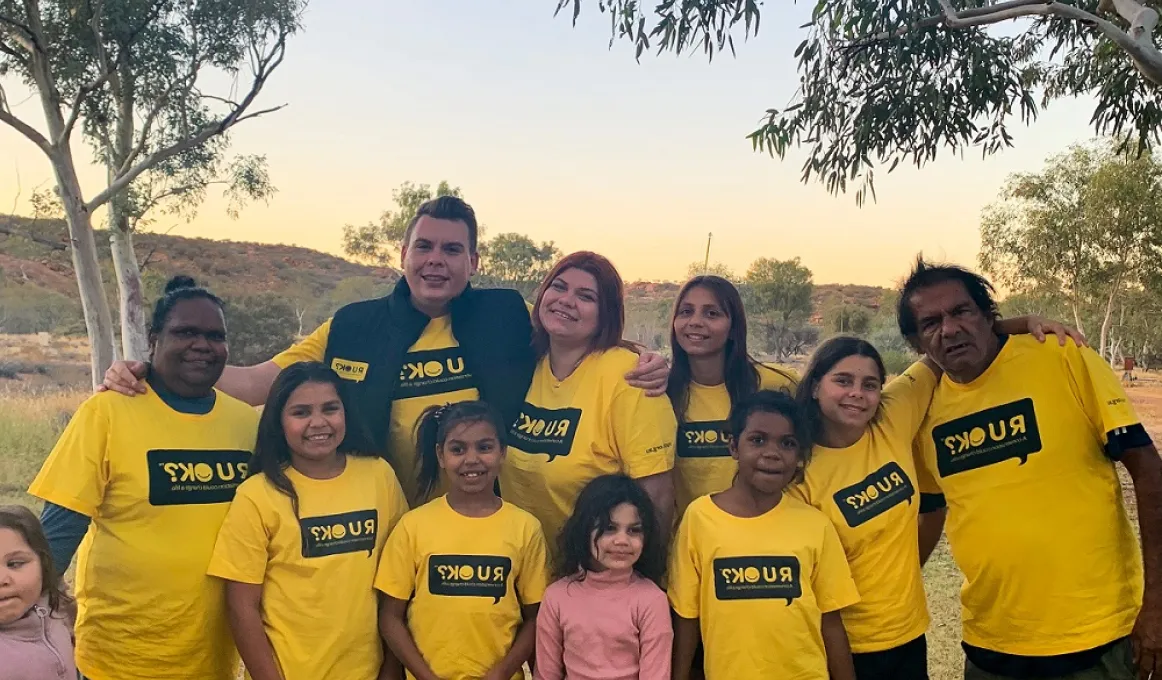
[0,213,888,335]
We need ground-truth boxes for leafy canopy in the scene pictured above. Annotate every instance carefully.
[557,0,1162,204]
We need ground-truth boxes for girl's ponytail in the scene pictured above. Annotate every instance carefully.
[414,404,448,502]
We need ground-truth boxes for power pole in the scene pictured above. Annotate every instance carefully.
[703,232,712,273]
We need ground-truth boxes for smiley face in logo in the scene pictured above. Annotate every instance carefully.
[193,463,214,482]
[332,524,346,540]
[743,567,761,583]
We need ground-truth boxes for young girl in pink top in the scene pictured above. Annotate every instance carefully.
[535,474,673,680]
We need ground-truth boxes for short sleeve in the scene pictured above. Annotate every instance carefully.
[375,515,417,600]
[911,435,942,495]
[758,364,800,393]
[880,360,939,440]
[379,461,410,535]
[1064,343,1142,442]
[516,519,550,605]
[28,396,112,517]
[667,509,701,619]
[812,520,860,613]
[206,484,271,585]
[610,381,677,480]
[271,319,331,368]
[785,480,811,506]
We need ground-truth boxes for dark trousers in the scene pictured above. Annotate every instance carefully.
[852,634,930,680]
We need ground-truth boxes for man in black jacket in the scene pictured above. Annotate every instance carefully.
[100,195,669,505]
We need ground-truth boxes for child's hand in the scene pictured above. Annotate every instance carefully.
[481,670,510,680]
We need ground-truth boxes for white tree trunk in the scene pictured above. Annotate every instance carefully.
[1070,301,1086,337]
[109,218,149,361]
[1098,282,1121,362]
[106,61,150,362]
[52,157,119,386]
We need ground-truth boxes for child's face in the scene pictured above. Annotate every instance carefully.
[0,528,43,625]
[731,411,802,495]
[438,421,504,495]
[281,382,346,463]
[590,502,644,574]
[814,355,883,432]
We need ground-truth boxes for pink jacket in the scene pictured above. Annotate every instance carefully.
[0,594,76,680]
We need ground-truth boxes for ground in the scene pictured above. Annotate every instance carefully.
[0,334,1151,679]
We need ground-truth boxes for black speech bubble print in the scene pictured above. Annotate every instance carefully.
[713,556,802,606]
[299,509,378,558]
[147,449,251,506]
[677,420,731,459]
[931,398,1042,478]
[428,554,512,604]
[832,461,916,528]
[508,404,582,461]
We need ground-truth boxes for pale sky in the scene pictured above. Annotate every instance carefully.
[1,1,1098,286]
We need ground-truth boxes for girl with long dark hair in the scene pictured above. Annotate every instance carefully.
[208,361,409,680]
[667,275,798,518]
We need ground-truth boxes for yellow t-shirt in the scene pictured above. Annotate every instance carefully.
[375,496,549,680]
[913,336,1143,655]
[675,363,799,517]
[787,361,937,653]
[669,495,860,680]
[499,347,677,550]
[273,316,479,505]
[27,389,259,680]
[206,456,409,680]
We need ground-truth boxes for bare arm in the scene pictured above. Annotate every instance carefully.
[1122,445,1162,678]
[379,596,441,680]
[485,604,539,680]
[821,611,856,680]
[994,315,1087,346]
[918,507,947,566]
[224,581,284,680]
[672,615,700,680]
[99,359,282,406]
[216,361,283,406]
[636,471,675,546]
[624,351,670,397]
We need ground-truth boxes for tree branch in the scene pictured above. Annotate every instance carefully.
[0,106,53,157]
[0,11,36,53]
[87,28,291,213]
[843,0,1162,84]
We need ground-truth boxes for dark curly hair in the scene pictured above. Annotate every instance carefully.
[556,474,665,586]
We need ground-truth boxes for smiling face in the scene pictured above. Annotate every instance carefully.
[538,267,601,346]
[590,502,645,575]
[673,285,732,360]
[149,297,228,397]
[0,528,42,626]
[814,355,883,434]
[438,420,505,496]
[401,215,478,317]
[907,279,999,382]
[731,410,802,496]
[281,381,346,465]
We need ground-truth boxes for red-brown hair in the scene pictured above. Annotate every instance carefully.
[532,251,628,358]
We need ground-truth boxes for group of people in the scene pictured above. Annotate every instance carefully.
[0,193,1157,680]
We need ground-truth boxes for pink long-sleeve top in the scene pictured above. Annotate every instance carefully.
[535,569,673,680]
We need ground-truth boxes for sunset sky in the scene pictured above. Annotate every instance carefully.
[0,1,1099,287]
